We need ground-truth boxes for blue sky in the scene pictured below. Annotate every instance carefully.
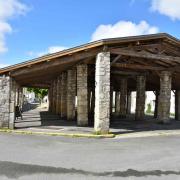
[0,0,179,67]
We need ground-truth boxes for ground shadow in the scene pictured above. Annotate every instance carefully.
[15,106,180,135]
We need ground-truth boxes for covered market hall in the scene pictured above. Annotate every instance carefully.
[0,33,180,134]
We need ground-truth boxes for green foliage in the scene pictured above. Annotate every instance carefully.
[27,88,48,100]
[146,103,152,114]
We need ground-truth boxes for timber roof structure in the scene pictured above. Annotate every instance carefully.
[0,33,180,90]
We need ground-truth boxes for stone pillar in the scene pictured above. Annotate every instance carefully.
[115,91,120,116]
[9,78,17,129]
[135,75,146,121]
[94,52,110,134]
[51,82,54,112]
[157,71,172,123]
[120,78,127,117]
[127,91,131,114]
[49,85,54,113]
[0,75,17,129]
[56,78,60,114]
[154,90,159,118]
[0,75,11,128]
[18,87,23,110]
[67,69,76,120]
[110,86,113,115]
[88,89,91,115]
[48,87,52,112]
[91,89,95,115]
[52,80,57,113]
[57,75,62,115]
[15,86,19,106]
[77,64,88,126]
[175,90,180,121]
[61,72,67,118]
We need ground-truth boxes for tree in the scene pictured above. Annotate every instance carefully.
[27,88,48,103]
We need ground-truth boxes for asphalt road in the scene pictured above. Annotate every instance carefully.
[0,133,180,180]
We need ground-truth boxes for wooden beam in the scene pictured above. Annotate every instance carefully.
[110,49,180,63]
[11,48,101,77]
[110,55,122,66]
[167,65,180,72]
[112,70,147,76]
[131,58,170,67]
[112,63,164,71]
[23,84,50,88]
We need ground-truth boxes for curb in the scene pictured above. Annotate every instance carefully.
[115,131,180,139]
[1,129,180,139]
[0,129,115,139]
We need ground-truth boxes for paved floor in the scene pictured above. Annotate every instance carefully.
[0,133,180,179]
[15,108,180,136]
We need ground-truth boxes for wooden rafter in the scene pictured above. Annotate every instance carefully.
[110,49,180,63]
[112,63,163,71]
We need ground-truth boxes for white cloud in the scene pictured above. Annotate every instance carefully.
[47,46,68,54]
[151,0,180,20]
[91,20,159,41]
[28,46,68,58]
[0,63,10,68]
[0,0,28,53]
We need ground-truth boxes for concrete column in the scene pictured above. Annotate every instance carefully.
[67,69,76,120]
[61,72,67,118]
[77,64,88,126]
[154,90,159,118]
[157,71,172,123]
[175,90,180,120]
[120,78,127,117]
[94,52,110,134]
[127,91,131,114]
[9,78,17,129]
[115,91,120,116]
[135,75,146,121]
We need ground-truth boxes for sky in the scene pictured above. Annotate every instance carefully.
[0,0,179,67]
